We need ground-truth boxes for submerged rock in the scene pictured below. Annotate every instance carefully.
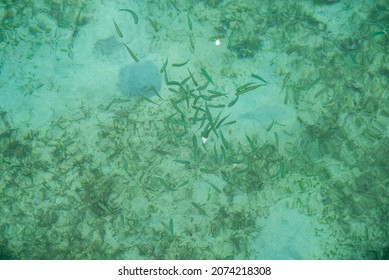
[117,60,161,97]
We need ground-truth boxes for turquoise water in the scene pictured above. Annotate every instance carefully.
[0,0,388,260]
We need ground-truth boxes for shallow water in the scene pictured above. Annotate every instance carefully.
[0,0,388,260]
[117,60,161,97]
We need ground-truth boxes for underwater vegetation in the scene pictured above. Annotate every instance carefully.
[0,240,15,260]
[0,0,88,59]
[313,0,339,4]
[204,0,224,8]
[1,0,389,260]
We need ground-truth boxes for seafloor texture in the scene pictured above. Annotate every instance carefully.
[0,0,388,260]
